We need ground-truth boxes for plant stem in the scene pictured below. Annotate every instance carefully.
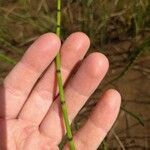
[55,0,76,149]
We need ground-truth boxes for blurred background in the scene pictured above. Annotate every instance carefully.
[0,0,150,149]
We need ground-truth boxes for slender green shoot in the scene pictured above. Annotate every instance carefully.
[55,0,76,149]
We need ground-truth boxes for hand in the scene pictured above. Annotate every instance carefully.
[0,32,121,150]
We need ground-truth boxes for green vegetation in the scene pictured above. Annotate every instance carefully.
[0,0,150,149]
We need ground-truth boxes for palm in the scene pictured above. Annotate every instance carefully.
[0,32,121,150]
[0,119,56,149]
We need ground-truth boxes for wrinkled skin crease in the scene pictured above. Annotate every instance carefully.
[0,119,59,150]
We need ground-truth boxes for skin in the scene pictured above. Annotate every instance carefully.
[0,32,121,150]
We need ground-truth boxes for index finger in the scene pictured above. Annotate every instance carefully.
[0,33,61,119]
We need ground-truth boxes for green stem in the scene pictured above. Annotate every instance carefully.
[55,0,76,149]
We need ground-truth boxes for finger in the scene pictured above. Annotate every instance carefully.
[1,33,61,119]
[64,89,121,150]
[39,52,109,145]
[18,32,90,125]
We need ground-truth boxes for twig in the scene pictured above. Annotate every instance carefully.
[112,130,126,150]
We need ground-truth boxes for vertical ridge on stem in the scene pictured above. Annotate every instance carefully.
[55,0,76,149]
